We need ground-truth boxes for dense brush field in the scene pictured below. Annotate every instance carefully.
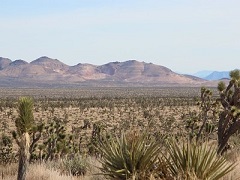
[1,86,240,180]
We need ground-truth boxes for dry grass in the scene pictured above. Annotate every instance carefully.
[0,156,105,180]
[0,163,75,180]
[0,87,239,179]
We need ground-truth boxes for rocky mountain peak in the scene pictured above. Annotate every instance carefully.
[10,60,28,66]
[0,57,12,69]
[31,56,64,64]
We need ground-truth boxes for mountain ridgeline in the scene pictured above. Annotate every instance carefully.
[0,56,211,87]
[193,70,231,80]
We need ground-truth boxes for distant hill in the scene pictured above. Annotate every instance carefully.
[193,70,214,79]
[193,70,232,80]
[204,71,230,80]
[0,56,207,87]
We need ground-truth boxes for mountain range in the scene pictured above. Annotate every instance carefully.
[193,70,214,79]
[193,70,230,80]
[0,56,229,87]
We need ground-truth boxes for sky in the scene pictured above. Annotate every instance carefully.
[0,0,239,74]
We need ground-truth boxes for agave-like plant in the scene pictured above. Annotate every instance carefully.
[165,140,235,180]
[96,131,165,180]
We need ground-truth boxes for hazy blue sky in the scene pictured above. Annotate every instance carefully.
[0,0,239,74]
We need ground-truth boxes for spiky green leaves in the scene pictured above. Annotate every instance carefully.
[231,106,240,118]
[230,69,240,81]
[96,132,162,179]
[217,81,226,92]
[165,140,235,180]
[15,97,34,135]
[96,131,235,180]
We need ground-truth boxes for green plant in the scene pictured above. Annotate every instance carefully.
[96,131,163,180]
[183,110,200,141]
[12,122,44,163]
[88,121,106,155]
[217,69,240,154]
[42,117,68,160]
[62,155,89,176]
[165,140,235,180]
[196,87,218,142]
[183,87,218,143]
[14,97,35,180]
[29,123,44,162]
[0,134,14,165]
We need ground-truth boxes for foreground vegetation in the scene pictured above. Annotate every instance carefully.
[1,70,240,180]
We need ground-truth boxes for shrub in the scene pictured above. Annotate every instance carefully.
[165,140,235,180]
[62,155,89,176]
[96,131,165,180]
[0,134,14,165]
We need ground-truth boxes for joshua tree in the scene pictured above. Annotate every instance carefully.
[217,69,240,154]
[14,97,34,180]
[196,87,218,142]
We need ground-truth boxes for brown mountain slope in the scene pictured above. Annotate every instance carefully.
[1,60,29,77]
[1,57,70,80]
[68,63,106,80]
[30,56,69,73]
[0,57,12,70]
[0,56,207,86]
[98,60,205,84]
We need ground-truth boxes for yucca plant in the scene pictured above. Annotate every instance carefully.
[165,140,235,180]
[15,97,34,180]
[96,131,165,180]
